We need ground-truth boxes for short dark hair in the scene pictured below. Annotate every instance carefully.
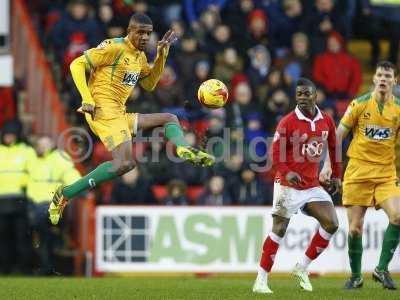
[296,77,316,92]
[376,60,398,76]
[129,13,153,27]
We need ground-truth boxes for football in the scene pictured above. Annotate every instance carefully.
[197,79,229,109]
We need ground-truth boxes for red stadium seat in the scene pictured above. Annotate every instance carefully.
[187,186,204,204]
[152,185,168,202]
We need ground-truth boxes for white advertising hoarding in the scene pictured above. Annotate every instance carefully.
[0,0,9,35]
[95,206,399,273]
[0,55,13,86]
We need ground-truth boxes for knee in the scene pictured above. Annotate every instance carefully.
[273,227,286,237]
[116,160,136,175]
[349,222,363,237]
[389,213,400,225]
[164,113,178,124]
[272,221,288,237]
[322,219,339,234]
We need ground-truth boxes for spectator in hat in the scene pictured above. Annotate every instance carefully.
[50,0,101,61]
[246,9,269,48]
[313,31,362,99]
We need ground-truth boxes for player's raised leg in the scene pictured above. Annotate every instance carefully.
[253,215,290,294]
[373,196,400,290]
[295,201,339,292]
[137,113,215,166]
[49,140,135,225]
[343,205,367,289]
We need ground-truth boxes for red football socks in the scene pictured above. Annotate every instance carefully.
[260,232,282,272]
[300,227,332,269]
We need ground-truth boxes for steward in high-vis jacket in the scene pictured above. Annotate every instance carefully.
[26,135,80,275]
[0,120,35,274]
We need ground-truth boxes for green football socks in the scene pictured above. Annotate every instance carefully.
[348,235,363,278]
[377,223,400,271]
[62,123,190,199]
[63,161,118,198]
[164,122,189,147]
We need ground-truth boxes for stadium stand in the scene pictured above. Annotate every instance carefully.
[21,0,395,204]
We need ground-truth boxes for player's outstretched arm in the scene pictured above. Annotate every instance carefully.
[139,30,177,91]
[70,56,95,119]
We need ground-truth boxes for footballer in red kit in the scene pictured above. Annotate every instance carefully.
[253,78,342,294]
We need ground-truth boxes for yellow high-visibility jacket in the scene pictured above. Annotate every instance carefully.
[26,149,81,203]
[0,143,36,197]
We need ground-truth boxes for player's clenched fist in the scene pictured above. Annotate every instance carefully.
[77,103,96,120]
[329,178,342,196]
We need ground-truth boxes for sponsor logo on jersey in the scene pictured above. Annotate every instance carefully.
[301,141,324,157]
[122,71,139,87]
[364,125,392,140]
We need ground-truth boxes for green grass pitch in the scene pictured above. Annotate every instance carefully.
[0,275,399,300]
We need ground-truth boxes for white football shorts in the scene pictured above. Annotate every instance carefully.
[271,180,332,219]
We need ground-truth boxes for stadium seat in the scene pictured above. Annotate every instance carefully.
[187,186,205,204]
[152,185,168,202]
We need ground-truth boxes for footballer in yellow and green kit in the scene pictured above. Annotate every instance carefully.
[340,92,400,207]
[337,61,400,289]
[49,13,214,226]
[78,36,154,150]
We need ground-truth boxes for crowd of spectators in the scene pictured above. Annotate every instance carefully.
[0,0,392,209]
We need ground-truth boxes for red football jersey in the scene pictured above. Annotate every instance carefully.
[272,107,341,189]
